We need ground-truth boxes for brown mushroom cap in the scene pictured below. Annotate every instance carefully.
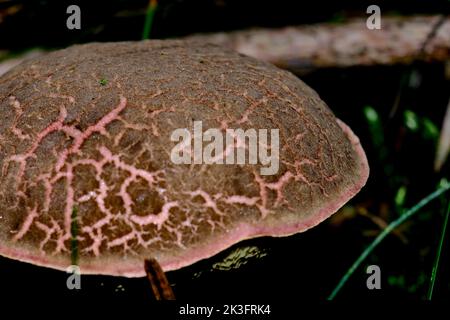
[0,40,369,277]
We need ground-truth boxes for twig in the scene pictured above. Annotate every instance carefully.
[435,97,450,171]
[418,15,447,57]
[357,206,408,244]
[388,15,446,121]
[145,257,176,300]
[186,15,450,74]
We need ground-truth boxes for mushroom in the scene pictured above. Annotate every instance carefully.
[0,40,369,277]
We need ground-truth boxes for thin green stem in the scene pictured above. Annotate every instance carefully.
[427,199,450,300]
[142,0,158,40]
[71,205,79,266]
[328,183,450,300]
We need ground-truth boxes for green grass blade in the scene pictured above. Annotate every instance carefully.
[71,205,79,266]
[328,183,450,300]
[142,0,158,40]
[427,199,450,300]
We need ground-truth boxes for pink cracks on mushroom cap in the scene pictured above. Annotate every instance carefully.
[0,40,369,277]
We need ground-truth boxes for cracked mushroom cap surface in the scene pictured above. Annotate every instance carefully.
[0,40,369,277]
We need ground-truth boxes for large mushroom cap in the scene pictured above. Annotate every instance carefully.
[0,40,369,277]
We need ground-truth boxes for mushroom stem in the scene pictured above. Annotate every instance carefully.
[145,258,176,300]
